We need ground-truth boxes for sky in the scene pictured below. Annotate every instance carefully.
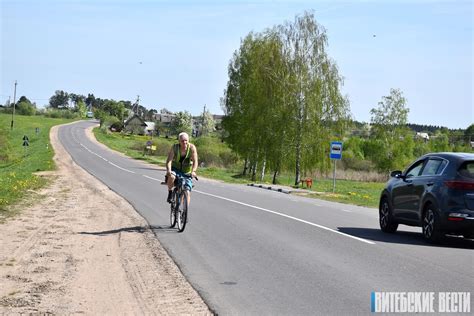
[1,0,472,129]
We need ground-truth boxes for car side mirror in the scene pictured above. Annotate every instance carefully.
[390,170,403,178]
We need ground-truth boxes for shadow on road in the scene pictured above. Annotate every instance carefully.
[78,225,178,236]
[150,225,181,233]
[79,225,182,236]
[338,227,474,249]
[78,226,148,236]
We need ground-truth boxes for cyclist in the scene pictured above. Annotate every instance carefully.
[165,132,198,205]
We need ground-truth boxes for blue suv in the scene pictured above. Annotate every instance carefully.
[379,152,474,243]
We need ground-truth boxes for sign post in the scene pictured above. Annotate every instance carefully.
[22,135,29,156]
[330,141,343,193]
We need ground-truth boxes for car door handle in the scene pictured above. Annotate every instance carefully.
[427,182,434,186]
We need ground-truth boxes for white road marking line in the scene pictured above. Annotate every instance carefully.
[194,190,375,245]
[79,142,135,174]
[143,175,160,181]
[342,209,352,213]
[108,161,135,173]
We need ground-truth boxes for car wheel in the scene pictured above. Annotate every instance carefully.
[379,197,398,233]
[422,206,443,243]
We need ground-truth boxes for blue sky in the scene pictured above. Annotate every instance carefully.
[1,0,472,129]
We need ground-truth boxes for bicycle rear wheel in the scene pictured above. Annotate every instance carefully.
[177,191,188,232]
[170,190,177,228]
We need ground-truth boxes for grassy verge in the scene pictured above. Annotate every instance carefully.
[92,128,385,208]
[0,113,75,218]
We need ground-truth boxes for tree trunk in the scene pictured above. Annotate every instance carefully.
[260,159,266,182]
[294,105,303,186]
[242,157,248,176]
[295,140,301,186]
[272,169,278,185]
[251,161,257,182]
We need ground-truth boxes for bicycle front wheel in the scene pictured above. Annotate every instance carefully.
[177,190,188,232]
[170,190,177,228]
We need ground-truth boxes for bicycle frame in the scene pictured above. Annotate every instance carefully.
[170,174,190,232]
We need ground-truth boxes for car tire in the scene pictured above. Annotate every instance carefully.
[379,197,398,233]
[422,205,443,243]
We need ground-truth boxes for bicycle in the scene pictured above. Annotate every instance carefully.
[169,173,197,232]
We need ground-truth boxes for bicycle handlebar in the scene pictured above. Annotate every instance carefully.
[184,173,198,181]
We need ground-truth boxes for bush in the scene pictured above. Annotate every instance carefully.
[43,109,79,119]
[199,147,222,167]
[110,121,124,132]
[16,102,36,116]
[342,157,375,172]
[219,150,239,167]
[101,116,120,132]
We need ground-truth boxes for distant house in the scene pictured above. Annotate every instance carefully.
[415,132,430,141]
[124,114,147,135]
[154,113,175,124]
[212,114,225,130]
[144,121,155,135]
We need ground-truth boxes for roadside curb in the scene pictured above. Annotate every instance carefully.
[247,183,294,194]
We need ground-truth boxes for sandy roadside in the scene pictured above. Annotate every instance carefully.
[0,123,212,315]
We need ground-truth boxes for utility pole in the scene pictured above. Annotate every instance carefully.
[133,95,140,114]
[10,80,17,130]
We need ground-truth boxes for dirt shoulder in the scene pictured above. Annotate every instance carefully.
[0,123,211,315]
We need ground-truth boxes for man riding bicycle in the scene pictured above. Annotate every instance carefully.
[165,132,198,204]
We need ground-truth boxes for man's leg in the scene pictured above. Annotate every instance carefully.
[166,173,176,203]
[186,192,191,207]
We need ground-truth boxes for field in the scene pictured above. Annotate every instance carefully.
[0,113,75,218]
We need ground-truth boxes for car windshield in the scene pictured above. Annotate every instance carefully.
[458,161,474,179]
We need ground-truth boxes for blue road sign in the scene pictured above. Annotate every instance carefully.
[330,141,343,160]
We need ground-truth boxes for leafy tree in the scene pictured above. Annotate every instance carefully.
[171,111,193,136]
[199,106,215,136]
[103,100,126,121]
[17,100,36,116]
[94,109,107,128]
[49,90,69,109]
[369,88,412,171]
[145,109,157,121]
[75,99,87,118]
[15,96,36,115]
[464,124,474,144]
[430,131,450,152]
[85,93,96,108]
[17,96,31,104]
[69,93,85,107]
[223,11,350,184]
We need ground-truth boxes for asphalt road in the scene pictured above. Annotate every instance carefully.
[59,121,474,315]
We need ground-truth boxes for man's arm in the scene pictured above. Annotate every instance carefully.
[191,144,198,177]
[166,145,174,175]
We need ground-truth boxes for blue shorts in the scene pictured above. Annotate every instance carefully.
[171,167,193,191]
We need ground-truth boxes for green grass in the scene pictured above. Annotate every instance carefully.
[92,128,385,208]
[93,129,173,165]
[0,113,76,218]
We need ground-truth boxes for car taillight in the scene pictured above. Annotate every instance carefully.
[448,213,470,221]
[444,181,474,190]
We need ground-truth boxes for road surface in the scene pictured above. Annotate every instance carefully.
[59,121,474,315]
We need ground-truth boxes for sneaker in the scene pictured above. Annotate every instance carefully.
[167,190,173,203]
